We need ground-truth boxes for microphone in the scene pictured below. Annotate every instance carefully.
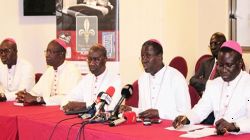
[81,87,114,119]
[96,86,115,114]
[65,92,104,115]
[109,117,126,127]
[123,111,136,124]
[109,111,136,127]
[89,86,115,122]
[109,84,133,121]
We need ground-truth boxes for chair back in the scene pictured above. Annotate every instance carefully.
[188,85,200,108]
[125,80,139,107]
[35,73,42,83]
[169,56,188,78]
[195,54,212,73]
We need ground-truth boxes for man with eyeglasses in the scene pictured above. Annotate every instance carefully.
[61,44,121,113]
[173,40,250,135]
[0,38,35,102]
[190,32,226,95]
[16,39,81,105]
[119,39,191,120]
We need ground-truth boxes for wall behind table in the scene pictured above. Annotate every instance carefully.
[0,0,56,73]
[0,0,237,85]
[120,0,198,84]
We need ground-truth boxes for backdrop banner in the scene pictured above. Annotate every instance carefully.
[56,0,119,73]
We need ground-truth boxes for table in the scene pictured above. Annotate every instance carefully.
[0,102,60,140]
[1,101,250,140]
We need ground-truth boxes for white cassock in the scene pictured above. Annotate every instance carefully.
[132,65,191,120]
[186,71,250,133]
[31,61,82,106]
[61,68,121,111]
[0,58,35,101]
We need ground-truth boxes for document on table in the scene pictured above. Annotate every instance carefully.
[180,127,216,138]
[165,125,216,138]
[165,124,209,132]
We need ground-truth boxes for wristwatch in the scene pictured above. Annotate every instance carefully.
[36,96,42,103]
[232,122,240,132]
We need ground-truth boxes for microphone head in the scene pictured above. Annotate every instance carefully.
[100,93,112,105]
[123,111,136,124]
[106,86,115,97]
[121,84,133,99]
[97,92,104,97]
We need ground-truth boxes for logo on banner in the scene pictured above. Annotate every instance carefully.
[76,16,98,54]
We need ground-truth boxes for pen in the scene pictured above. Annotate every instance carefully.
[188,127,204,132]
[223,128,228,134]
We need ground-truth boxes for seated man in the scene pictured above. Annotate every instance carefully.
[120,39,191,120]
[0,38,35,102]
[189,32,226,124]
[16,39,82,105]
[173,41,250,135]
[61,44,120,112]
[190,32,226,95]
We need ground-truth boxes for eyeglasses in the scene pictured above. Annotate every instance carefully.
[44,50,62,55]
[0,48,12,55]
[209,42,222,48]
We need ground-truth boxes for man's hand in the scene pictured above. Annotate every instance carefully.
[62,101,86,113]
[15,91,24,102]
[139,109,159,119]
[119,105,132,113]
[215,118,239,135]
[0,93,6,102]
[172,115,190,129]
[15,90,36,103]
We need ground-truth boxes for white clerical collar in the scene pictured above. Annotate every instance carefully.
[150,65,166,78]
[95,68,107,80]
[226,70,243,86]
[8,65,16,70]
[56,61,67,72]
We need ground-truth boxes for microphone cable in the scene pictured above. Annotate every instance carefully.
[76,120,90,140]
[48,116,79,140]
[75,114,111,140]
[66,122,84,140]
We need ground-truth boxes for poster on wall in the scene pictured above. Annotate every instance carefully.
[56,0,119,73]
[230,0,250,50]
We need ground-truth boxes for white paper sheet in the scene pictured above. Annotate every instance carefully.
[13,102,24,106]
[165,124,209,132]
[180,127,216,138]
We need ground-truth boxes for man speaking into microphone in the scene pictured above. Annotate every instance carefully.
[120,39,191,120]
[61,44,121,113]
